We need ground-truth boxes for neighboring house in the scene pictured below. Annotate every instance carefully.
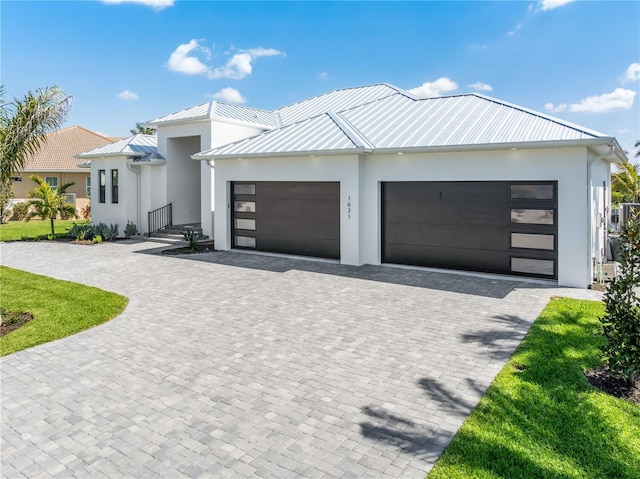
[11,125,116,213]
[78,84,626,288]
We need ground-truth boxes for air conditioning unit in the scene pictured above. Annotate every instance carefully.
[62,193,77,205]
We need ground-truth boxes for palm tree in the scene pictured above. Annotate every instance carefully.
[26,175,77,238]
[0,86,73,183]
[130,122,156,135]
[611,160,640,205]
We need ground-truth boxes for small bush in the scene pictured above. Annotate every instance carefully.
[183,229,204,252]
[600,211,640,384]
[10,202,29,221]
[92,235,102,244]
[124,221,138,238]
[93,223,118,241]
[68,222,94,241]
[81,203,91,219]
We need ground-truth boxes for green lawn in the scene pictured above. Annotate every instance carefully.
[428,297,640,479]
[0,266,128,356]
[0,219,82,241]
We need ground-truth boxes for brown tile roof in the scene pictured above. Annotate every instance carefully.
[21,126,120,173]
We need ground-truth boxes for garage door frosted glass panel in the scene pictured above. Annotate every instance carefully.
[511,257,554,275]
[510,184,554,200]
[511,209,554,225]
[234,184,255,195]
[235,218,256,230]
[235,236,256,248]
[235,201,256,213]
[511,233,555,250]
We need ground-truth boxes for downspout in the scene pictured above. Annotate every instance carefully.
[126,162,141,232]
[587,144,614,285]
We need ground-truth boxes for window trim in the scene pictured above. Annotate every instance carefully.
[99,170,106,203]
[111,169,119,204]
[86,176,91,197]
[44,176,58,190]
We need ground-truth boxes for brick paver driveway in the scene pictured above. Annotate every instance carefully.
[0,240,601,478]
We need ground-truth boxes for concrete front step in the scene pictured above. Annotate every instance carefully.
[148,224,208,245]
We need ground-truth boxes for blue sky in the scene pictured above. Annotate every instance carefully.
[3,0,639,155]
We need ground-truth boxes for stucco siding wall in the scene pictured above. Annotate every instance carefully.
[213,147,594,288]
[90,157,137,235]
[12,172,90,211]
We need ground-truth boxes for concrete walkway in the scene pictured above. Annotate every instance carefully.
[0,240,602,478]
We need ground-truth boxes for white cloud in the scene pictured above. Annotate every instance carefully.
[103,0,173,9]
[617,128,635,135]
[166,41,283,80]
[116,90,139,101]
[468,82,493,92]
[167,39,211,75]
[209,87,246,104]
[537,0,575,12]
[507,24,523,36]
[623,62,640,83]
[408,77,459,98]
[545,88,636,114]
[209,47,284,80]
[318,72,329,80]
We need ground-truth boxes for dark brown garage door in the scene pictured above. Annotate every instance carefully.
[232,181,340,259]
[382,181,557,279]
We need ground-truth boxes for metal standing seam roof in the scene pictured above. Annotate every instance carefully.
[75,134,159,159]
[144,101,279,128]
[195,88,619,160]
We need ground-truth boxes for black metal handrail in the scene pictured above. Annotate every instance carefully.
[148,203,172,236]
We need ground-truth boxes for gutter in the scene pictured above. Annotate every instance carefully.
[191,137,621,162]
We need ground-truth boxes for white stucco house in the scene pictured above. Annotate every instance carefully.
[77,83,626,288]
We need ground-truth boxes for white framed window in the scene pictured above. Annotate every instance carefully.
[44,176,58,190]
[86,176,91,197]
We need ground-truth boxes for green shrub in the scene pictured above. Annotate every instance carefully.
[10,202,29,221]
[600,212,640,384]
[182,229,204,252]
[67,222,94,241]
[92,235,102,244]
[124,221,138,238]
[93,222,118,241]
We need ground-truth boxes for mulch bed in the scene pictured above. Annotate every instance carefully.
[160,242,215,256]
[586,367,640,404]
[0,311,34,337]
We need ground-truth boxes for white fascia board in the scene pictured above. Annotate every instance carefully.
[74,152,146,159]
[141,117,210,129]
[192,147,369,161]
[371,138,625,161]
[126,158,166,166]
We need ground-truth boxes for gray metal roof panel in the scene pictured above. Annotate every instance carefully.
[212,102,279,128]
[275,84,406,126]
[76,134,158,158]
[195,114,359,158]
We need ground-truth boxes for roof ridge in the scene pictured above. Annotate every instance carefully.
[327,112,375,149]
[275,83,399,114]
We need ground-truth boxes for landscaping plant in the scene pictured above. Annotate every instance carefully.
[183,229,204,252]
[10,201,28,221]
[600,212,640,384]
[25,175,77,237]
[124,220,138,238]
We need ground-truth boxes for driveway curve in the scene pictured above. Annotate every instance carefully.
[0,240,601,478]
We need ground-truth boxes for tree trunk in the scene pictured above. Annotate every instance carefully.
[50,216,55,238]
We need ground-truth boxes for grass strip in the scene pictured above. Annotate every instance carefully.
[0,266,128,356]
[428,297,640,479]
[0,219,81,241]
